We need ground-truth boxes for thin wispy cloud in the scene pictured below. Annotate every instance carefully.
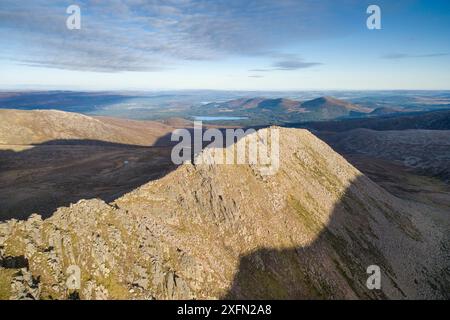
[250,54,322,72]
[382,53,449,59]
[272,59,322,71]
[0,0,355,73]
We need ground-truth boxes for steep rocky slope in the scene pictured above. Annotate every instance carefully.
[0,128,448,299]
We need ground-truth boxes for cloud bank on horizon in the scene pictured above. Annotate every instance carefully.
[0,0,449,90]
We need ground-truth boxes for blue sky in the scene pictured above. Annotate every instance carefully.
[0,0,449,90]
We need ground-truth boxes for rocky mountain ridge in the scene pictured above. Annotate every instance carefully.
[1,127,447,300]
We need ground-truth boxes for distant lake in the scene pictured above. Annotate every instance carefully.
[193,116,248,121]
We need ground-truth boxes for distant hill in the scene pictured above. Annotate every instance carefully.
[300,96,372,118]
[0,91,132,113]
[256,98,302,112]
[0,109,175,146]
[298,109,450,132]
[301,96,369,111]
[213,97,267,110]
[205,97,301,111]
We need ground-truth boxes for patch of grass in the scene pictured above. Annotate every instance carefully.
[0,268,17,300]
[95,274,130,299]
[288,196,323,235]
[299,146,345,196]
[3,230,26,258]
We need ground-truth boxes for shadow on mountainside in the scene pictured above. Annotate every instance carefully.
[221,173,449,300]
[0,124,267,221]
[0,137,179,221]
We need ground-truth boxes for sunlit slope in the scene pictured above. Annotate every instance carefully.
[0,109,173,146]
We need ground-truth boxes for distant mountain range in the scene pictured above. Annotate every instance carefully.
[1,91,449,125]
[194,96,374,124]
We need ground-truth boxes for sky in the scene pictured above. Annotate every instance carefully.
[0,0,449,91]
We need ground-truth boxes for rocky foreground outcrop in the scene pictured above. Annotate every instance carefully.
[0,128,448,299]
